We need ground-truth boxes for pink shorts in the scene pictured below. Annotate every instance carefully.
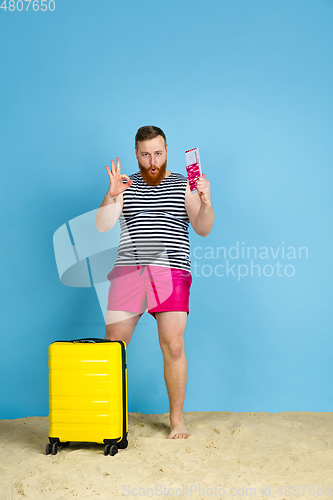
[106,265,192,318]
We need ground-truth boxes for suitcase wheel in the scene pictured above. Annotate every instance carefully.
[104,444,118,456]
[45,443,52,455]
[45,442,58,455]
[117,437,128,449]
[110,445,118,456]
[51,442,58,455]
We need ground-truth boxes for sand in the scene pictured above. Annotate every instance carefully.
[0,412,332,500]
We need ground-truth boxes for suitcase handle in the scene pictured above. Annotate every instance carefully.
[72,338,109,343]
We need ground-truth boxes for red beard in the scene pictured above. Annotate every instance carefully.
[138,159,167,186]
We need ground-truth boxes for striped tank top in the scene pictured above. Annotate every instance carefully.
[114,171,191,272]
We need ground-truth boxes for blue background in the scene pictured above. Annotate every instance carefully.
[1,0,332,419]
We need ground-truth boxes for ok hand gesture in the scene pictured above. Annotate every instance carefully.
[106,157,133,197]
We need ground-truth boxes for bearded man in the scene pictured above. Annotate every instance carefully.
[96,126,214,439]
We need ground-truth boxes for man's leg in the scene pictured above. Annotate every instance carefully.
[105,311,141,345]
[155,311,189,439]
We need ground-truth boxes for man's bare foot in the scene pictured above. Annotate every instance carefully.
[166,421,189,439]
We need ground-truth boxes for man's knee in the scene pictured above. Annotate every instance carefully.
[105,323,128,341]
[161,340,185,361]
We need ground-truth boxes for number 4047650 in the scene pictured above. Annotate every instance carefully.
[0,0,55,11]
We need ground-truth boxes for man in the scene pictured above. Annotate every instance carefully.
[96,126,214,439]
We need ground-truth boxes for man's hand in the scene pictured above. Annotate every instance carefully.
[185,173,214,237]
[196,174,211,205]
[106,157,133,197]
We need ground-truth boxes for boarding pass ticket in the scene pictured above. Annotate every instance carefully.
[185,147,202,193]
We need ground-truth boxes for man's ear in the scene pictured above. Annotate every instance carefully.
[166,144,168,156]
[135,147,138,160]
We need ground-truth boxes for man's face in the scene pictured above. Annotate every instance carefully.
[135,135,168,186]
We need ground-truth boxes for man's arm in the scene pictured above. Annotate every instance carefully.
[95,192,123,232]
[95,157,132,232]
[185,175,214,237]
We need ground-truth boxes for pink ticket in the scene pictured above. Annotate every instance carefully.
[185,147,202,193]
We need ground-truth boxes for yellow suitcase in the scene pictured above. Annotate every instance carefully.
[46,338,128,456]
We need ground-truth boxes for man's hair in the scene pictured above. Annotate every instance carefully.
[135,126,167,150]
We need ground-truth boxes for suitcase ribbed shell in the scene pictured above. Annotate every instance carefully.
[48,340,128,444]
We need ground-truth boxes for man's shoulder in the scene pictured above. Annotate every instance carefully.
[129,171,141,180]
[169,171,187,182]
